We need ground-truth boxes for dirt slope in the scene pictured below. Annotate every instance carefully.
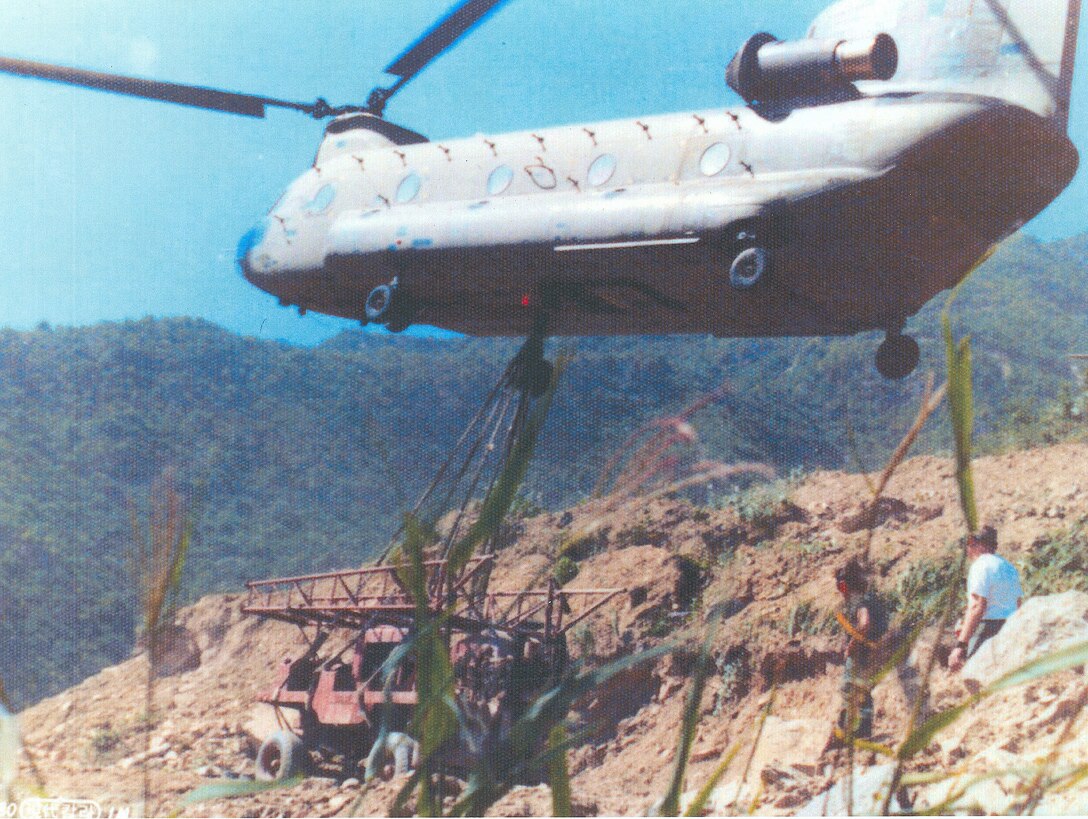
[15,441,1088,816]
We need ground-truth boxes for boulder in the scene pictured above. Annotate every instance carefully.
[918,747,1022,814]
[149,623,202,677]
[746,717,833,780]
[962,591,1088,690]
[677,780,758,815]
[797,764,902,816]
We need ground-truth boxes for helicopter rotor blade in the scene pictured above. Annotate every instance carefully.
[375,0,509,107]
[0,56,342,119]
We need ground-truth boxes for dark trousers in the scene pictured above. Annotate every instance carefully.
[839,656,874,739]
[967,619,1005,658]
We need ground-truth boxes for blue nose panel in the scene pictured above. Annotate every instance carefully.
[236,219,268,275]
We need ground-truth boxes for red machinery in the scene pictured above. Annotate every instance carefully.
[242,555,623,779]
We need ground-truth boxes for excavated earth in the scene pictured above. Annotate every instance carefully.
[14,440,1088,816]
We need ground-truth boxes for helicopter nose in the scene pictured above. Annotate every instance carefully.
[236,218,269,284]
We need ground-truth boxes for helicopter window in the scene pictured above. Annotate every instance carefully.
[700,143,731,176]
[304,184,336,214]
[487,165,514,195]
[588,154,617,187]
[396,172,422,203]
[526,164,557,190]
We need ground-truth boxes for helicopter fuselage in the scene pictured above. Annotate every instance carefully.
[237,91,1077,338]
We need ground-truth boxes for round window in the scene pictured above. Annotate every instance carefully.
[700,143,732,176]
[487,165,514,195]
[588,154,617,187]
[304,184,336,214]
[396,172,422,203]
[526,164,557,190]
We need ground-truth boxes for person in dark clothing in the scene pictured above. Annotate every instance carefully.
[834,558,888,741]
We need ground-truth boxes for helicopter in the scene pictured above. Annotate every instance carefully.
[0,0,1081,380]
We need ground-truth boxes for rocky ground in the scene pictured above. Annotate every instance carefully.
[13,440,1088,816]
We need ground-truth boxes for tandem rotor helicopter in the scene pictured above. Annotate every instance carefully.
[1,0,1081,380]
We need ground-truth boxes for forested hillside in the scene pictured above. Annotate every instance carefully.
[2,232,1085,706]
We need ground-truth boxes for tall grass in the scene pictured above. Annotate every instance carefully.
[0,699,19,806]
[128,471,196,815]
[592,383,773,504]
[388,360,566,816]
[0,675,44,799]
[658,633,717,816]
[861,374,947,562]
[861,292,978,814]
[546,725,572,817]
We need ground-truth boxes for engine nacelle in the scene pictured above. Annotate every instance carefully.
[726,33,898,104]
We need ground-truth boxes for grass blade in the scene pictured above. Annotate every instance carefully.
[942,292,977,532]
[732,685,776,812]
[449,644,674,817]
[986,639,1088,693]
[682,743,741,817]
[660,634,716,816]
[879,545,967,810]
[0,703,19,805]
[395,516,457,817]
[547,725,573,817]
[182,775,304,804]
[898,699,976,760]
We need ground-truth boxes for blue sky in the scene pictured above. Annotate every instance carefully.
[1,0,1086,345]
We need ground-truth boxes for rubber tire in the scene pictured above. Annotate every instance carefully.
[365,284,395,322]
[875,335,920,380]
[729,246,769,289]
[364,733,420,783]
[256,730,306,782]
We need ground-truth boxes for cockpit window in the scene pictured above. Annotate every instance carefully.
[304,184,336,214]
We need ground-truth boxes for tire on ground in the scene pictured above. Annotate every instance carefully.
[255,730,306,782]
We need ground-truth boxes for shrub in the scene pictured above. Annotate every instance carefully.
[1020,520,1088,596]
[89,726,122,758]
[889,548,964,629]
[718,470,803,528]
[553,555,580,586]
[784,600,836,637]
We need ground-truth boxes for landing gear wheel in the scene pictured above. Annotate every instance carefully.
[365,284,396,322]
[875,334,920,380]
[366,279,413,331]
[256,730,307,782]
[729,246,769,289]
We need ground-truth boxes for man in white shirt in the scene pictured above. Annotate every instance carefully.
[948,525,1023,672]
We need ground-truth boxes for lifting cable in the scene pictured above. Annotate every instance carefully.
[374,331,549,577]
